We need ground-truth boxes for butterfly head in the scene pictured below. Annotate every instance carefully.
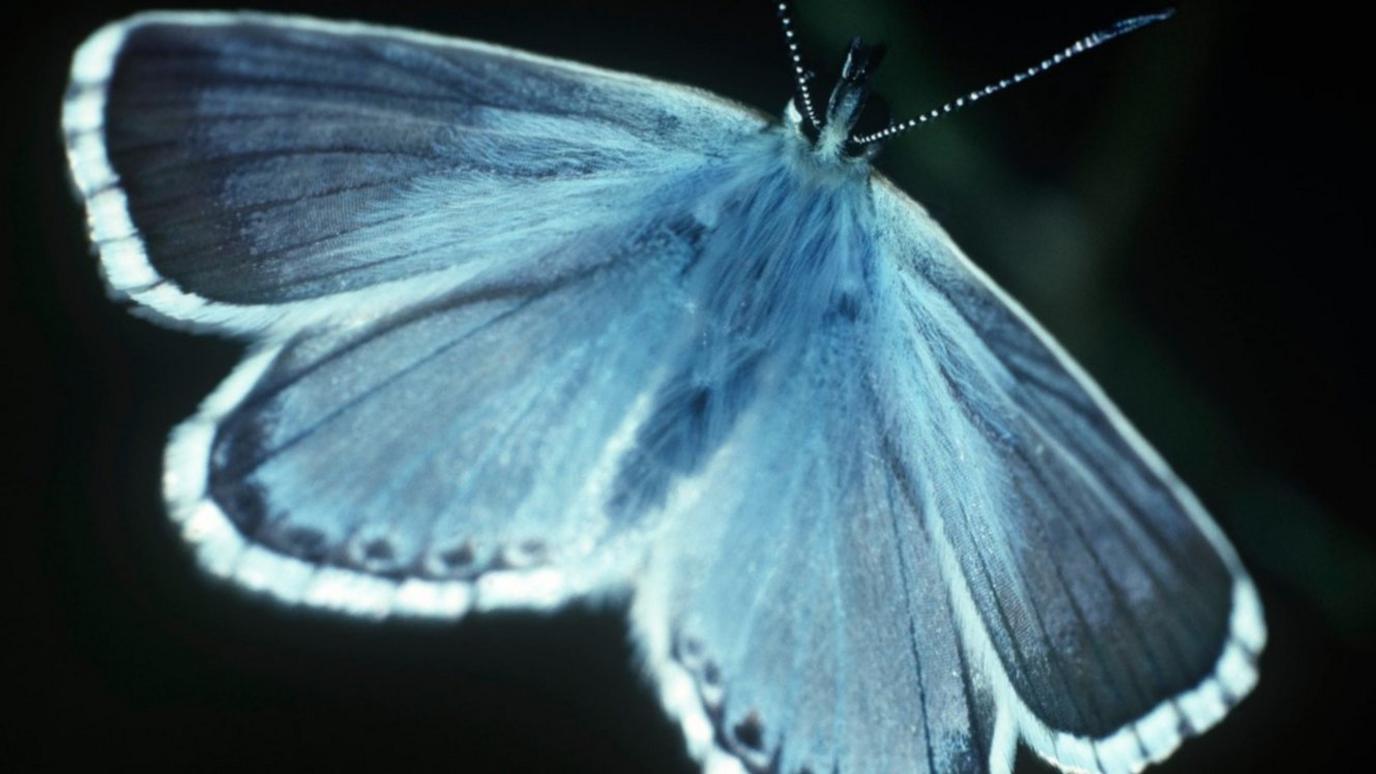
[785,36,889,164]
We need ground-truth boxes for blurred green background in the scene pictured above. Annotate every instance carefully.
[6,0,1368,771]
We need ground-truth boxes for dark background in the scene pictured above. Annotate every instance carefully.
[7,0,1369,770]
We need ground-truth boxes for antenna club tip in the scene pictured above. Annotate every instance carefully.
[844,8,1179,147]
[1112,8,1178,35]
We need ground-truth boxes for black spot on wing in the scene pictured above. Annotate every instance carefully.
[733,711,765,752]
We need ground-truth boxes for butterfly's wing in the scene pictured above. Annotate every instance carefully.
[633,318,1005,774]
[61,12,765,616]
[167,236,703,617]
[868,180,1264,770]
[63,11,766,333]
[633,179,1263,773]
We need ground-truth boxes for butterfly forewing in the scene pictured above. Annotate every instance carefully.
[64,12,766,332]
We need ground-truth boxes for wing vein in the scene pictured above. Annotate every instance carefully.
[883,467,939,773]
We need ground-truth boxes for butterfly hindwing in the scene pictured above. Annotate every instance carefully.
[63,11,766,332]
[634,322,999,773]
[167,200,717,617]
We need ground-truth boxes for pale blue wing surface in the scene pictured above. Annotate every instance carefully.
[167,190,715,616]
[637,328,996,774]
[630,144,1262,772]
[861,182,1264,769]
[62,11,766,331]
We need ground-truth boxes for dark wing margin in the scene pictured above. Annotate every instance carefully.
[62,11,766,334]
[871,178,1264,773]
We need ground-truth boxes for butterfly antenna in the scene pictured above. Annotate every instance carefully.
[778,1,823,130]
[850,9,1175,145]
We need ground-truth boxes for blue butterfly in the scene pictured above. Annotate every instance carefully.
[62,5,1263,772]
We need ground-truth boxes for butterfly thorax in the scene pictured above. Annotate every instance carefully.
[609,134,876,517]
[692,137,875,351]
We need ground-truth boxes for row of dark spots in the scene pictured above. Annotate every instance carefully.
[260,522,548,581]
[676,633,775,769]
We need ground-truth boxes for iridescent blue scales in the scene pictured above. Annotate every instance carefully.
[62,12,1262,773]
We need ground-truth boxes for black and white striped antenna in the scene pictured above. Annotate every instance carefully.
[777,1,822,130]
[850,10,1175,145]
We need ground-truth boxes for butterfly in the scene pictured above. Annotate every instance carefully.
[62,4,1263,772]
